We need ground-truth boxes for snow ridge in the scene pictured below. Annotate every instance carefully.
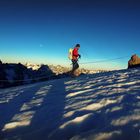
[0,68,140,140]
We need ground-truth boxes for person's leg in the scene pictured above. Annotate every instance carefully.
[71,60,75,75]
[71,60,79,76]
[75,61,79,69]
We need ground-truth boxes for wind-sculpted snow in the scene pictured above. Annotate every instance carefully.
[0,69,140,140]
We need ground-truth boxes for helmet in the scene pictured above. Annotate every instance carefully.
[76,44,80,47]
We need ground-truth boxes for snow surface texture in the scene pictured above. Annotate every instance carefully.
[0,69,140,140]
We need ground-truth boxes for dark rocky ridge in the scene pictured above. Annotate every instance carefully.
[0,61,104,88]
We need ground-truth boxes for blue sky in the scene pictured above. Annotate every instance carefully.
[0,0,140,70]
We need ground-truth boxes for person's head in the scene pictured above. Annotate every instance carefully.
[75,44,80,49]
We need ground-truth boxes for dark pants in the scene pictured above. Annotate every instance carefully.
[71,60,79,74]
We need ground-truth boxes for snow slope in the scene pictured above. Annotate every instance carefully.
[0,68,140,140]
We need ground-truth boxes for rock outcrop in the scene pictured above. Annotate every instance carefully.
[128,54,140,69]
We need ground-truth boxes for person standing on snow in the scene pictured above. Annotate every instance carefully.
[71,44,81,76]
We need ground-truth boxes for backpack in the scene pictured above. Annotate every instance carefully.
[68,48,73,60]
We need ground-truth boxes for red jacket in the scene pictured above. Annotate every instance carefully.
[72,47,79,60]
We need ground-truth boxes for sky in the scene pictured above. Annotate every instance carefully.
[0,0,140,70]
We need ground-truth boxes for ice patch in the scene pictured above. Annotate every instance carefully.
[2,111,35,131]
[93,130,122,140]
[67,89,93,98]
[80,99,117,111]
[2,121,30,131]
[63,111,75,118]
[60,113,92,129]
[111,115,140,126]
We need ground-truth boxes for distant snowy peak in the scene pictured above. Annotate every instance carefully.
[24,63,41,70]
[24,62,106,75]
